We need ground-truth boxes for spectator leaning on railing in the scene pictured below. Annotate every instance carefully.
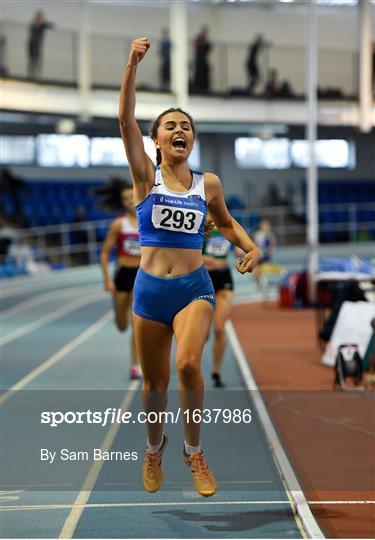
[192,25,212,94]
[27,10,55,80]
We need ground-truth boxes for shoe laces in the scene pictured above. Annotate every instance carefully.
[190,452,211,480]
[146,450,161,473]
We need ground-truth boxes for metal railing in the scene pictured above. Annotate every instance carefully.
[2,202,374,273]
[2,20,359,98]
[2,21,77,85]
[231,202,375,245]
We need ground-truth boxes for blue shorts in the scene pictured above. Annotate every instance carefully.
[132,266,216,326]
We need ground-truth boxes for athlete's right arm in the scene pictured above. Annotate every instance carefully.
[119,38,155,200]
[100,219,121,292]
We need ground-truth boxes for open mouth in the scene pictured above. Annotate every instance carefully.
[172,138,186,149]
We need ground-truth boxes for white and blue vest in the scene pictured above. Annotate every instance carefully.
[136,167,207,249]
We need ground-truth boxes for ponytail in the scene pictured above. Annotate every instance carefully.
[156,148,162,166]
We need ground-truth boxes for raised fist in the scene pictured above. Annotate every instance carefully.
[128,37,151,66]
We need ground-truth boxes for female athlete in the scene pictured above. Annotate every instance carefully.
[203,226,234,388]
[119,37,260,497]
[98,177,141,380]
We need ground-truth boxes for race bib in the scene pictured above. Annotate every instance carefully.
[206,237,231,257]
[151,194,204,234]
[123,238,141,256]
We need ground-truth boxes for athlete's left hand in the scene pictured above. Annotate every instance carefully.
[204,213,216,236]
[236,248,261,274]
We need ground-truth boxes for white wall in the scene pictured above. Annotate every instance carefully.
[203,128,375,207]
[3,1,374,93]
[4,1,371,46]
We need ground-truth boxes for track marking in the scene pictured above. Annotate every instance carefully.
[2,284,98,318]
[0,311,113,405]
[1,272,99,299]
[2,500,373,512]
[0,490,24,502]
[57,383,139,539]
[1,293,106,345]
[309,501,375,504]
[0,500,297,512]
[104,480,273,487]
[273,402,375,438]
[2,484,75,488]
[226,320,325,539]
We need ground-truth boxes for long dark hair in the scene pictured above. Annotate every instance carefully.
[150,107,196,166]
[92,176,132,212]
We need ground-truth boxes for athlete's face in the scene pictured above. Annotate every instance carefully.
[121,188,134,212]
[260,220,271,232]
[154,112,194,163]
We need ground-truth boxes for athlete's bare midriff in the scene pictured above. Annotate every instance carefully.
[140,246,203,277]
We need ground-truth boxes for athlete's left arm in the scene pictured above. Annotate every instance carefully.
[205,173,260,274]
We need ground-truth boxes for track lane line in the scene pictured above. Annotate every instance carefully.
[0,311,113,404]
[1,480,273,490]
[1,272,99,299]
[2,500,373,512]
[58,383,139,539]
[2,284,99,318]
[226,320,325,539]
[1,293,106,346]
[1,501,298,512]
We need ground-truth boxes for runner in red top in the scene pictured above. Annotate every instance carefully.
[97,177,141,380]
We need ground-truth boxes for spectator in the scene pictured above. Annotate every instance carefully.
[193,25,211,93]
[356,226,372,243]
[264,68,280,97]
[264,68,295,98]
[246,34,269,94]
[8,237,51,275]
[0,34,8,76]
[253,219,277,288]
[72,205,89,265]
[278,79,294,98]
[27,10,55,80]
[159,28,171,91]
[0,223,18,261]
[372,42,375,96]
[0,167,26,225]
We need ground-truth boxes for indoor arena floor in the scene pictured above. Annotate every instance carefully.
[0,246,373,538]
[1,265,310,539]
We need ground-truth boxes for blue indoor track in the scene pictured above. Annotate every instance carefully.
[1,266,305,539]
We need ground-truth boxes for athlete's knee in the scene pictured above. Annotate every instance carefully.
[143,379,169,393]
[115,317,128,332]
[176,352,201,380]
[116,324,128,332]
[214,325,226,339]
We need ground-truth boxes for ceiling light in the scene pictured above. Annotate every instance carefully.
[56,119,76,134]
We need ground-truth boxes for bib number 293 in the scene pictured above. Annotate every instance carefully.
[152,205,203,234]
[160,208,196,230]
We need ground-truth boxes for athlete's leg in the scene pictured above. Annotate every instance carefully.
[113,291,132,332]
[174,300,217,497]
[173,300,214,446]
[128,291,139,368]
[133,313,173,446]
[212,289,233,376]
